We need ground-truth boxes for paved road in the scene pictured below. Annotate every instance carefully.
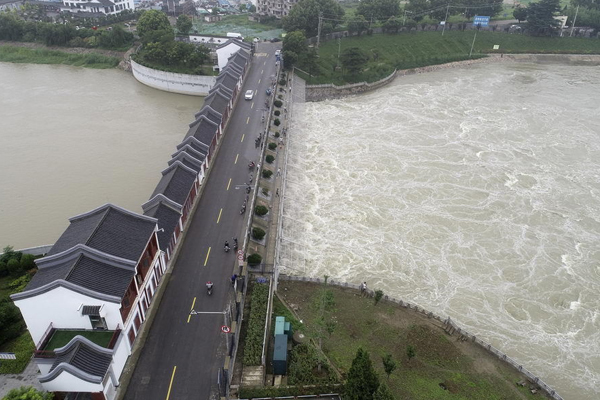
[125,42,280,400]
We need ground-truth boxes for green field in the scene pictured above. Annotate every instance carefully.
[0,46,120,68]
[278,281,551,400]
[300,31,600,84]
[191,14,283,40]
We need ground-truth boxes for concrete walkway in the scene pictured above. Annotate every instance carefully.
[0,359,44,397]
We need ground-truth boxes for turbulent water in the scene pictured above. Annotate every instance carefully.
[0,63,202,249]
[281,62,600,400]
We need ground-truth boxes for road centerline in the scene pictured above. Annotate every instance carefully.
[216,208,222,223]
[203,247,211,266]
[165,366,176,400]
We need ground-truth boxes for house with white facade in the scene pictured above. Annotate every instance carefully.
[256,0,299,18]
[11,204,166,400]
[215,39,252,71]
[61,0,134,15]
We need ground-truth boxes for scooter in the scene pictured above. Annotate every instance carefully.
[206,282,213,296]
[224,242,230,252]
[233,238,238,251]
[248,161,255,170]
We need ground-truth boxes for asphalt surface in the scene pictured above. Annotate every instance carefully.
[124,42,281,400]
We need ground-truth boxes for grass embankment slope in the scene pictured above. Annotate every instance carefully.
[0,45,120,68]
[278,281,551,400]
[303,31,600,84]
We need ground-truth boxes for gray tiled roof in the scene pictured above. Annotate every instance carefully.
[215,72,239,91]
[169,152,203,173]
[143,201,182,252]
[221,63,243,79]
[81,305,101,316]
[209,83,234,98]
[228,50,249,70]
[194,105,222,126]
[203,90,230,116]
[50,338,112,378]
[186,117,219,147]
[47,204,157,262]
[25,246,136,298]
[175,137,208,157]
[150,161,197,206]
[216,38,251,51]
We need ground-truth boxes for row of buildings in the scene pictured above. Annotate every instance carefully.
[10,39,252,400]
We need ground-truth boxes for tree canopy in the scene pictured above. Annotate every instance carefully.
[345,347,380,400]
[282,0,345,37]
[282,30,308,69]
[405,0,503,21]
[3,386,53,400]
[526,0,561,35]
[340,47,369,75]
[137,10,173,43]
[357,0,400,22]
[176,14,193,35]
[513,6,528,22]
[373,382,396,400]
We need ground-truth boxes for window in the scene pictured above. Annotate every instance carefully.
[90,316,107,330]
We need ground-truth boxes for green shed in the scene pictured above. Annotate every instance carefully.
[273,334,288,375]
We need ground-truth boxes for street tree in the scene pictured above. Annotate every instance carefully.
[373,383,396,400]
[382,353,397,380]
[357,0,401,22]
[526,0,561,35]
[176,14,193,35]
[348,15,370,35]
[513,6,528,22]
[282,30,308,68]
[282,0,345,37]
[345,347,380,400]
[340,47,369,75]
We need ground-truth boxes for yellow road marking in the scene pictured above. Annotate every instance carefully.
[241,133,245,142]
[187,297,196,323]
[234,154,239,164]
[246,117,250,124]
[261,69,264,74]
[217,208,222,224]
[251,102,254,109]
[165,366,177,400]
[227,178,232,191]
[258,78,261,84]
[204,247,211,266]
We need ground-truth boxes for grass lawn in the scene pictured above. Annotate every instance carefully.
[300,31,600,84]
[191,14,283,40]
[0,46,120,68]
[43,330,114,351]
[0,332,35,374]
[277,281,552,400]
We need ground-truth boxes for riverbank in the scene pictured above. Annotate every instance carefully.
[305,53,600,101]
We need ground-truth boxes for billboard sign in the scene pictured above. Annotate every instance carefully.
[473,16,490,27]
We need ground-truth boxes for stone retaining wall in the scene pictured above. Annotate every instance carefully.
[305,54,600,102]
[131,59,216,96]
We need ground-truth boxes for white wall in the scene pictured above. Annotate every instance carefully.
[111,335,130,378]
[189,34,230,45]
[216,43,244,71]
[41,370,104,393]
[131,60,216,96]
[14,287,122,345]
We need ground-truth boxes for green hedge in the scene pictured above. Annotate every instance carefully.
[0,332,35,374]
[243,282,270,366]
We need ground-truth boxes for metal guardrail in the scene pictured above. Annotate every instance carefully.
[278,275,564,400]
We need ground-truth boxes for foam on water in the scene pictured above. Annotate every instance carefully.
[281,63,600,400]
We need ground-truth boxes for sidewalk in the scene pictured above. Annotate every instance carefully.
[0,359,44,397]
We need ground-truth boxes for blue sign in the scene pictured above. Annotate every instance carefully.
[473,16,490,27]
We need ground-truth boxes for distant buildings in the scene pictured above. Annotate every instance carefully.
[256,0,298,18]
[11,45,251,400]
[60,0,134,15]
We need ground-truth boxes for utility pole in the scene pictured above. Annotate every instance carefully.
[316,12,323,53]
[570,5,579,37]
[442,3,450,36]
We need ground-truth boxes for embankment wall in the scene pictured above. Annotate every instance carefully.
[131,60,216,96]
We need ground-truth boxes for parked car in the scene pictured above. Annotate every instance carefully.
[245,90,254,100]
[270,37,281,42]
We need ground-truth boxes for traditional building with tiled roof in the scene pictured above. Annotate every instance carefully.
[11,204,166,400]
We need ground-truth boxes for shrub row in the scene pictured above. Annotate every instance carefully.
[239,383,343,398]
[243,282,270,366]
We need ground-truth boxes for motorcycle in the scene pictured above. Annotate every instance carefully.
[233,238,238,251]
[224,241,230,252]
[248,161,255,170]
[206,282,213,295]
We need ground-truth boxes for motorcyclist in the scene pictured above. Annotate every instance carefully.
[206,281,213,294]
[231,274,237,285]
[233,237,238,250]
[224,241,230,251]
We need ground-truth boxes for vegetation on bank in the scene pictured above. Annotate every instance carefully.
[286,30,600,85]
[0,246,39,374]
[274,281,551,400]
[0,45,120,68]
